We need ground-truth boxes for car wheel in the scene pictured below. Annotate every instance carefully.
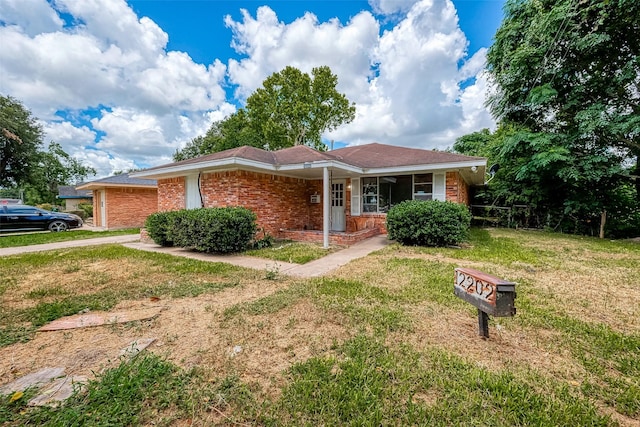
[49,220,68,232]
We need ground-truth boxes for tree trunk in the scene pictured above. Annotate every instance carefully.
[599,210,606,239]
[635,155,640,204]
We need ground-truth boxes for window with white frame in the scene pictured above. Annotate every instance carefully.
[359,173,446,213]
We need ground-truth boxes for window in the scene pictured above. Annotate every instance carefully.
[359,173,446,213]
[413,174,433,200]
[379,175,412,212]
[362,177,378,213]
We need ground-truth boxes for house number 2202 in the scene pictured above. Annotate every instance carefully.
[455,270,495,302]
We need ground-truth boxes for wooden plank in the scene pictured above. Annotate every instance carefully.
[0,367,65,395]
[28,376,88,407]
[38,308,163,332]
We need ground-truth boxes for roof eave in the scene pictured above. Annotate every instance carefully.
[131,157,277,179]
[76,183,157,190]
[132,157,363,180]
[363,159,486,175]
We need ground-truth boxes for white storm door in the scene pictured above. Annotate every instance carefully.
[185,175,201,209]
[331,180,346,232]
[99,190,106,228]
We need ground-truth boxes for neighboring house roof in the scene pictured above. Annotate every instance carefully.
[76,173,157,191]
[57,185,93,199]
[132,143,487,185]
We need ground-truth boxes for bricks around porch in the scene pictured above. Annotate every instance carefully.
[279,227,382,246]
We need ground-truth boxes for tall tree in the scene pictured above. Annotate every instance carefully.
[174,66,356,160]
[246,65,355,151]
[26,142,96,204]
[0,95,43,187]
[483,0,640,233]
[174,110,261,161]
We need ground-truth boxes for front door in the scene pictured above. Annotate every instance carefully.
[331,180,346,232]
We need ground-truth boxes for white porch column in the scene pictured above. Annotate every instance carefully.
[323,166,330,249]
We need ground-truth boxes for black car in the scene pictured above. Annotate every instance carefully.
[0,204,83,232]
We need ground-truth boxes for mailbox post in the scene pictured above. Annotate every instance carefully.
[454,267,516,338]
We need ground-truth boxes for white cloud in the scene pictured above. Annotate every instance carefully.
[0,0,231,177]
[0,0,63,36]
[368,0,419,16]
[226,1,495,150]
[226,7,379,101]
[0,0,496,178]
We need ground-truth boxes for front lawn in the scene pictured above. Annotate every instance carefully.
[1,228,638,425]
[0,228,140,248]
[245,240,341,264]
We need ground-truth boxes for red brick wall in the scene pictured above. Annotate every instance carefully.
[155,171,471,238]
[197,171,323,237]
[446,171,470,204]
[158,177,186,211]
[104,187,158,229]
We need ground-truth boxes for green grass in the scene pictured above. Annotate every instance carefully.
[245,240,339,264]
[2,337,612,427]
[0,228,139,248]
[261,335,610,426]
[388,228,558,267]
[0,354,219,426]
[2,228,639,425]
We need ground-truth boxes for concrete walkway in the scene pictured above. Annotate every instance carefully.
[0,234,140,256]
[1,233,389,277]
[124,235,390,278]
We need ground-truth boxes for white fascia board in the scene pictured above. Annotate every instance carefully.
[132,157,278,179]
[363,160,486,176]
[277,160,363,174]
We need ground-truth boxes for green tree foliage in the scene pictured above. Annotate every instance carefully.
[0,95,43,187]
[246,65,355,150]
[476,0,640,236]
[25,142,96,204]
[174,110,261,161]
[173,66,355,160]
[0,95,96,204]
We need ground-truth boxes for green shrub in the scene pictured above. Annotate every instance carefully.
[148,207,258,253]
[68,210,87,220]
[36,203,55,211]
[386,200,471,247]
[77,203,94,218]
[145,211,178,247]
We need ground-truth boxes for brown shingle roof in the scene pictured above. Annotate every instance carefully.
[142,145,277,172]
[135,142,484,178]
[272,145,341,164]
[330,143,484,168]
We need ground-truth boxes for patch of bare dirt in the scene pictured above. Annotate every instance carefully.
[0,276,288,388]
[0,272,349,402]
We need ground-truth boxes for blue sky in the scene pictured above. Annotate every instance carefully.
[128,1,504,65]
[0,0,505,178]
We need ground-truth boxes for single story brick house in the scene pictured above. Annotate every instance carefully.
[56,185,93,211]
[132,143,485,247]
[76,173,158,230]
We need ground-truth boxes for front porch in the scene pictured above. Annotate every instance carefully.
[280,227,383,246]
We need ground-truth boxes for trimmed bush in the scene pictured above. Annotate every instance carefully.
[145,211,178,247]
[386,200,471,247]
[147,207,258,253]
[77,203,94,218]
